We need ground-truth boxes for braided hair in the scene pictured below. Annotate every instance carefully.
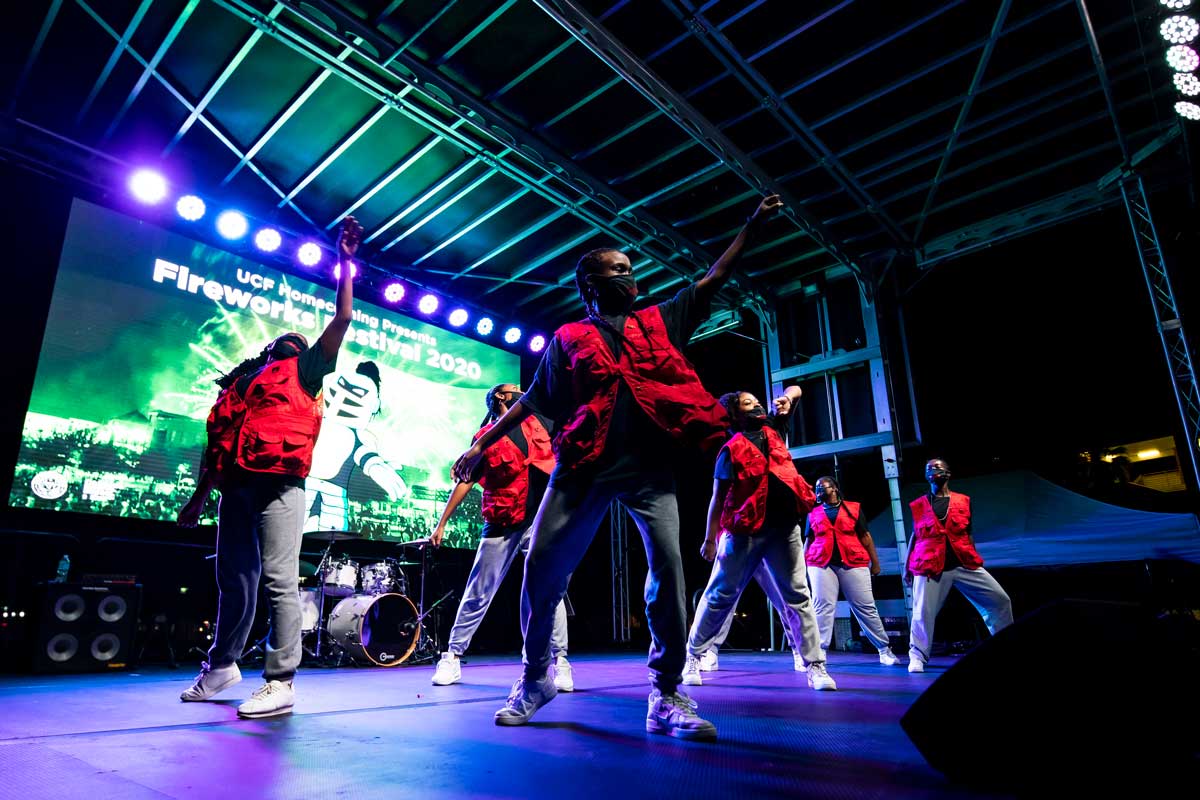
[574,247,656,355]
[215,351,269,389]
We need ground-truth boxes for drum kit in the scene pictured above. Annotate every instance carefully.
[296,529,453,668]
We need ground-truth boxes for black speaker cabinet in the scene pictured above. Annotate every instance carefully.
[900,599,1199,790]
[33,583,141,673]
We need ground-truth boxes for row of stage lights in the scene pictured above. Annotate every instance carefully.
[1158,1,1200,120]
[127,169,547,354]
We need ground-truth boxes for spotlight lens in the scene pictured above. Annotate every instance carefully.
[1162,15,1200,44]
[1175,73,1200,95]
[216,210,248,240]
[129,169,167,204]
[476,317,494,336]
[384,282,405,303]
[503,326,522,345]
[333,261,358,279]
[1167,45,1200,72]
[297,242,323,266]
[448,309,469,327]
[418,294,439,315]
[1161,0,1193,10]
[529,334,547,353]
[1176,100,1200,119]
[254,228,282,252]
[175,195,205,221]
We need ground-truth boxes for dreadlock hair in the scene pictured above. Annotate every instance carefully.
[574,246,656,355]
[481,383,510,427]
[719,390,751,432]
[215,351,269,390]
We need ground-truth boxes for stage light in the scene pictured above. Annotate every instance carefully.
[1162,15,1199,44]
[254,228,282,252]
[503,326,522,345]
[418,294,439,315]
[1167,45,1199,71]
[529,334,547,353]
[333,261,358,279]
[1161,0,1192,10]
[448,308,469,327]
[1176,100,1200,119]
[384,282,405,303]
[1137,448,1162,460]
[216,210,248,240]
[297,242,322,267]
[476,317,494,336]
[1175,72,1200,95]
[175,195,205,221]
[129,169,167,204]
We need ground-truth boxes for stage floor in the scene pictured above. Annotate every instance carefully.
[0,652,1008,799]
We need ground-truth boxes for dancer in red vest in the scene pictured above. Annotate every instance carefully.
[429,383,572,690]
[905,459,1014,672]
[453,195,784,740]
[683,388,836,690]
[177,217,362,718]
[804,477,900,665]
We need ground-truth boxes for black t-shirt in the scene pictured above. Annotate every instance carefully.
[929,493,972,571]
[224,345,337,489]
[713,413,798,532]
[521,284,712,488]
[472,414,554,537]
[803,502,868,567]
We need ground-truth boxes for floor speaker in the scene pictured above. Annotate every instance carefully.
[33,583,142,673]
[900,599,1199,789]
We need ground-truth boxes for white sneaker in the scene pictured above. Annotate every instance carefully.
[432,652,461,685]
[180,662,241,702]
[646,689,717,740]
[552,655,574,692]
[682,655,703,686]
[495,673,557,726]
[237,680,294,718]
[698,650,719,672]
[879,647,900,666]
[793,652,808,673]
[807,662,838,691]
[908,656,925,673]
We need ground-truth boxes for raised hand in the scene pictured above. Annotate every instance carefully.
[337,215,364,264]
[751,194,784,223]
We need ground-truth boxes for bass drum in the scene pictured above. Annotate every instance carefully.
[326,593,420,667]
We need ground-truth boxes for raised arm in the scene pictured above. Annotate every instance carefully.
[694,194,783,304]
[316,216,362,362]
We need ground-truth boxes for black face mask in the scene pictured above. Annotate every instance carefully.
[505,391,524,402]
[926,468,950,487]
[588,274,638,314]
[743,404,768,429]
[267,334,306,360]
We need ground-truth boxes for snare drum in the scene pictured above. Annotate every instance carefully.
[360,559,408,595]
[298,587,322,633]
[319,557,359,597]
[327,593,420,667]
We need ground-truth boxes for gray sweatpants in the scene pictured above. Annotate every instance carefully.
[207,481,305,682]
[447,525,568,658]
[909,566,1014,664]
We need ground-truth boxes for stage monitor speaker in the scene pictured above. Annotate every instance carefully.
[900,599,1199,790]
[32,583,141,673]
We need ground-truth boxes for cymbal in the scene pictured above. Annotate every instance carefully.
[303,529,362,541]
[394,537,432,548]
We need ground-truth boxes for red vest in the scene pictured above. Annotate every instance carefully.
[906,492,984,577]
[805,500,870,568]
[719,426,815,535]
[204,387,245,484]
[552,305,727,471]
[234,357,322,477]
[473,415,555,526]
